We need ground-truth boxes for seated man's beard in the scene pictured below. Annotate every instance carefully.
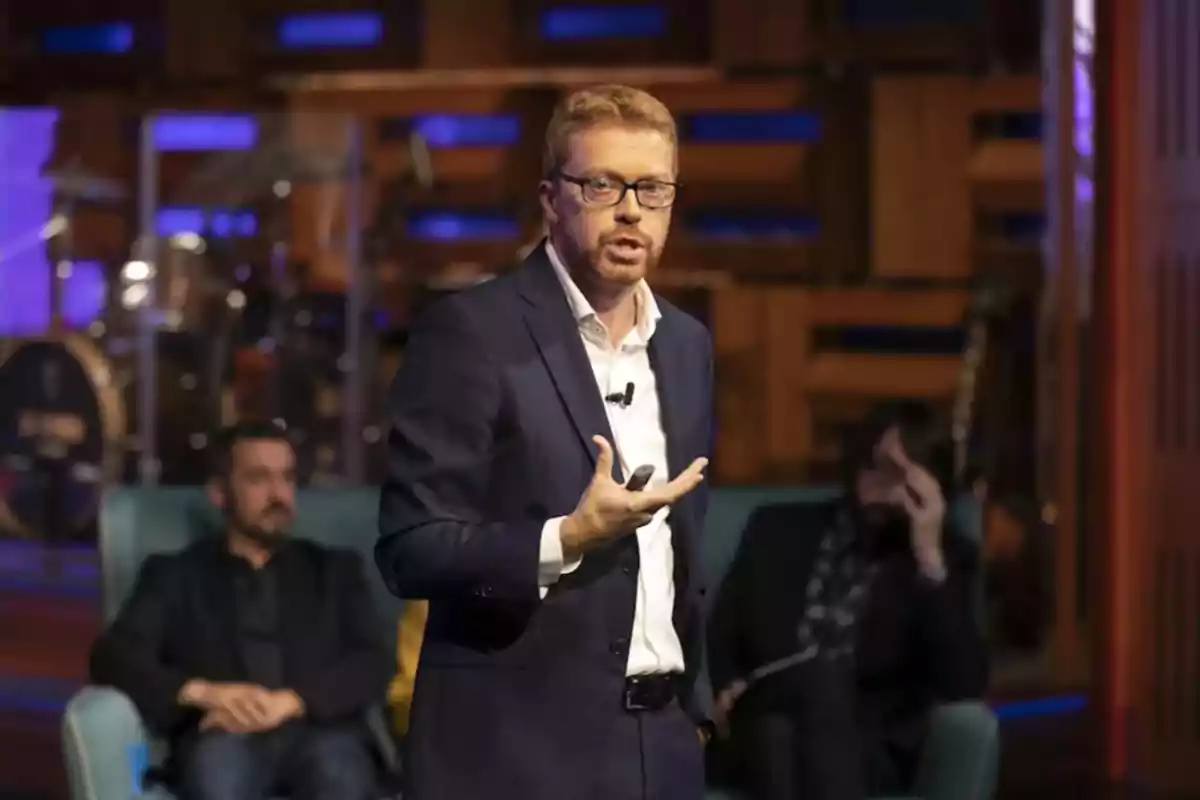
[232,505,290,548]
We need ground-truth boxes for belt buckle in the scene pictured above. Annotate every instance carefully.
[623,678,651,712]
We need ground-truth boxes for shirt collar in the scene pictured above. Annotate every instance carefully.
[544,240,661,343]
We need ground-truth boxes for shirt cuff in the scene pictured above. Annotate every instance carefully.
[538,517,583,599]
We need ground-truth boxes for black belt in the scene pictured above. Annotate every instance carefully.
[622,673,681,712]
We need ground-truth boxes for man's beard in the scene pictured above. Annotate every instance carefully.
[230,504,291,549]
[562,233,660,287]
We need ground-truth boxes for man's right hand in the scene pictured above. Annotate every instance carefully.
[560,435,708,559]
[178,680,271,730]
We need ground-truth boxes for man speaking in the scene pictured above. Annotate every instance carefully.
[376,85,713,800]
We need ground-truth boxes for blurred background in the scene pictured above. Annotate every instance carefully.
[0,0,1184,796]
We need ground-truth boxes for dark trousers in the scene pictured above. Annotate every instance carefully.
[730,661,910,800]
[177,721,375,800]
[635,703,706,800]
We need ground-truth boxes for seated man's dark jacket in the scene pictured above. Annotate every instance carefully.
[708,500,989,787]
[89,536,393,744]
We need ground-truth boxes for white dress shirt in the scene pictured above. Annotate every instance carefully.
[537,242,686,677]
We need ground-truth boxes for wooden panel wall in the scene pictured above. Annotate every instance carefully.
[288,75,866,284]
[0,0,1046,92]
[22,70,1037,484]
[871,75,1042,280]
[0,0,1044,486]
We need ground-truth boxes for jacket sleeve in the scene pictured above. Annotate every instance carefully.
[682,333,715,722]
[376,296,544,603]
[88,556,195,734]
[291,551,394,722]
[913,534,990,701]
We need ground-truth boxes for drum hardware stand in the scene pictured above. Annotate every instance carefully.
[355,131,434,482]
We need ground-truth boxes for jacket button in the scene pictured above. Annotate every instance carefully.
[610,638,628,657]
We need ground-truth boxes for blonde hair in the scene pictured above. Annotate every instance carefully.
[542,84,678,176]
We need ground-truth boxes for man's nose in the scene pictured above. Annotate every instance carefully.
[615,189,643,222]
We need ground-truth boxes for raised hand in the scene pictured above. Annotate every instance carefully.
[560,435,707,559]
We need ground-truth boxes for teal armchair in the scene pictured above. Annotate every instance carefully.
[62,487,404,800]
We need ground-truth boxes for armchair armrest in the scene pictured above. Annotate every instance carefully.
[62,686,164,800]
[912,701,999,800]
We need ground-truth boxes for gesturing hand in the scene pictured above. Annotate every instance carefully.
[888,443,947,577]
[560,435,707,559]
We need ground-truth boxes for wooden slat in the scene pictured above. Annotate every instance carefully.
[764,289,811,480]
[711,286,770,483]
[969,140,1045,184]
[422,0,515,69]
[709,0,816,68]
[295,87,523,115]
[680,143,811,184]
[642,80,813,111]
[870,76,973,279]
[675,182,812,210]
[805,354,963,397]
[276,66,722,94]
[802,289,970,326]
[374,147,514,184]
[970,75,1042,112]
[666,240,812,277]
[973,182,1045,213]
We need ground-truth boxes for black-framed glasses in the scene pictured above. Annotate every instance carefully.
[557,172,678,209]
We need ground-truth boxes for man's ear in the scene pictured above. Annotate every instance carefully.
[206,479,227,511]
[538,180,559,225]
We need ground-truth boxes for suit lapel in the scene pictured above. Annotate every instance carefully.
[519,247,623,482]
[650,313,700,608]
[648,321,686,482]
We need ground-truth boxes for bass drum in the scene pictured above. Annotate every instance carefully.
[0,336,124,542]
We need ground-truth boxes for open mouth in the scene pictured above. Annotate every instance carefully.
[606,236,647,260]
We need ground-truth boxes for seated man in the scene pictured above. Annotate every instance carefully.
[89,421,392,800]
[708,402,988,800]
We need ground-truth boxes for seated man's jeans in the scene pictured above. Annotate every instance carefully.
[177,721,375,800]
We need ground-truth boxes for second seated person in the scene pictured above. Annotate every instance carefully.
[708,402,989,800]
[89,421,391,800]
[376,84,714,800]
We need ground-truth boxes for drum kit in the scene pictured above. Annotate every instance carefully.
[0,129,439,543]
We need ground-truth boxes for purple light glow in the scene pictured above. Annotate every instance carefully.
[0,108,107,336]
[1074,59,1093,162]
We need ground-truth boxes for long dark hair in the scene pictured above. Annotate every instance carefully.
[840,401,957,495]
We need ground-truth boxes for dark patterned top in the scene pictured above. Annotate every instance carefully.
[744,509,880,686]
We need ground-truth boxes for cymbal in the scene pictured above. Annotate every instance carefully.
[42,166,128,203]
[180,146,372,205]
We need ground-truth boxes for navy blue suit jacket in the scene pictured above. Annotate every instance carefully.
[376,247,713,799]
